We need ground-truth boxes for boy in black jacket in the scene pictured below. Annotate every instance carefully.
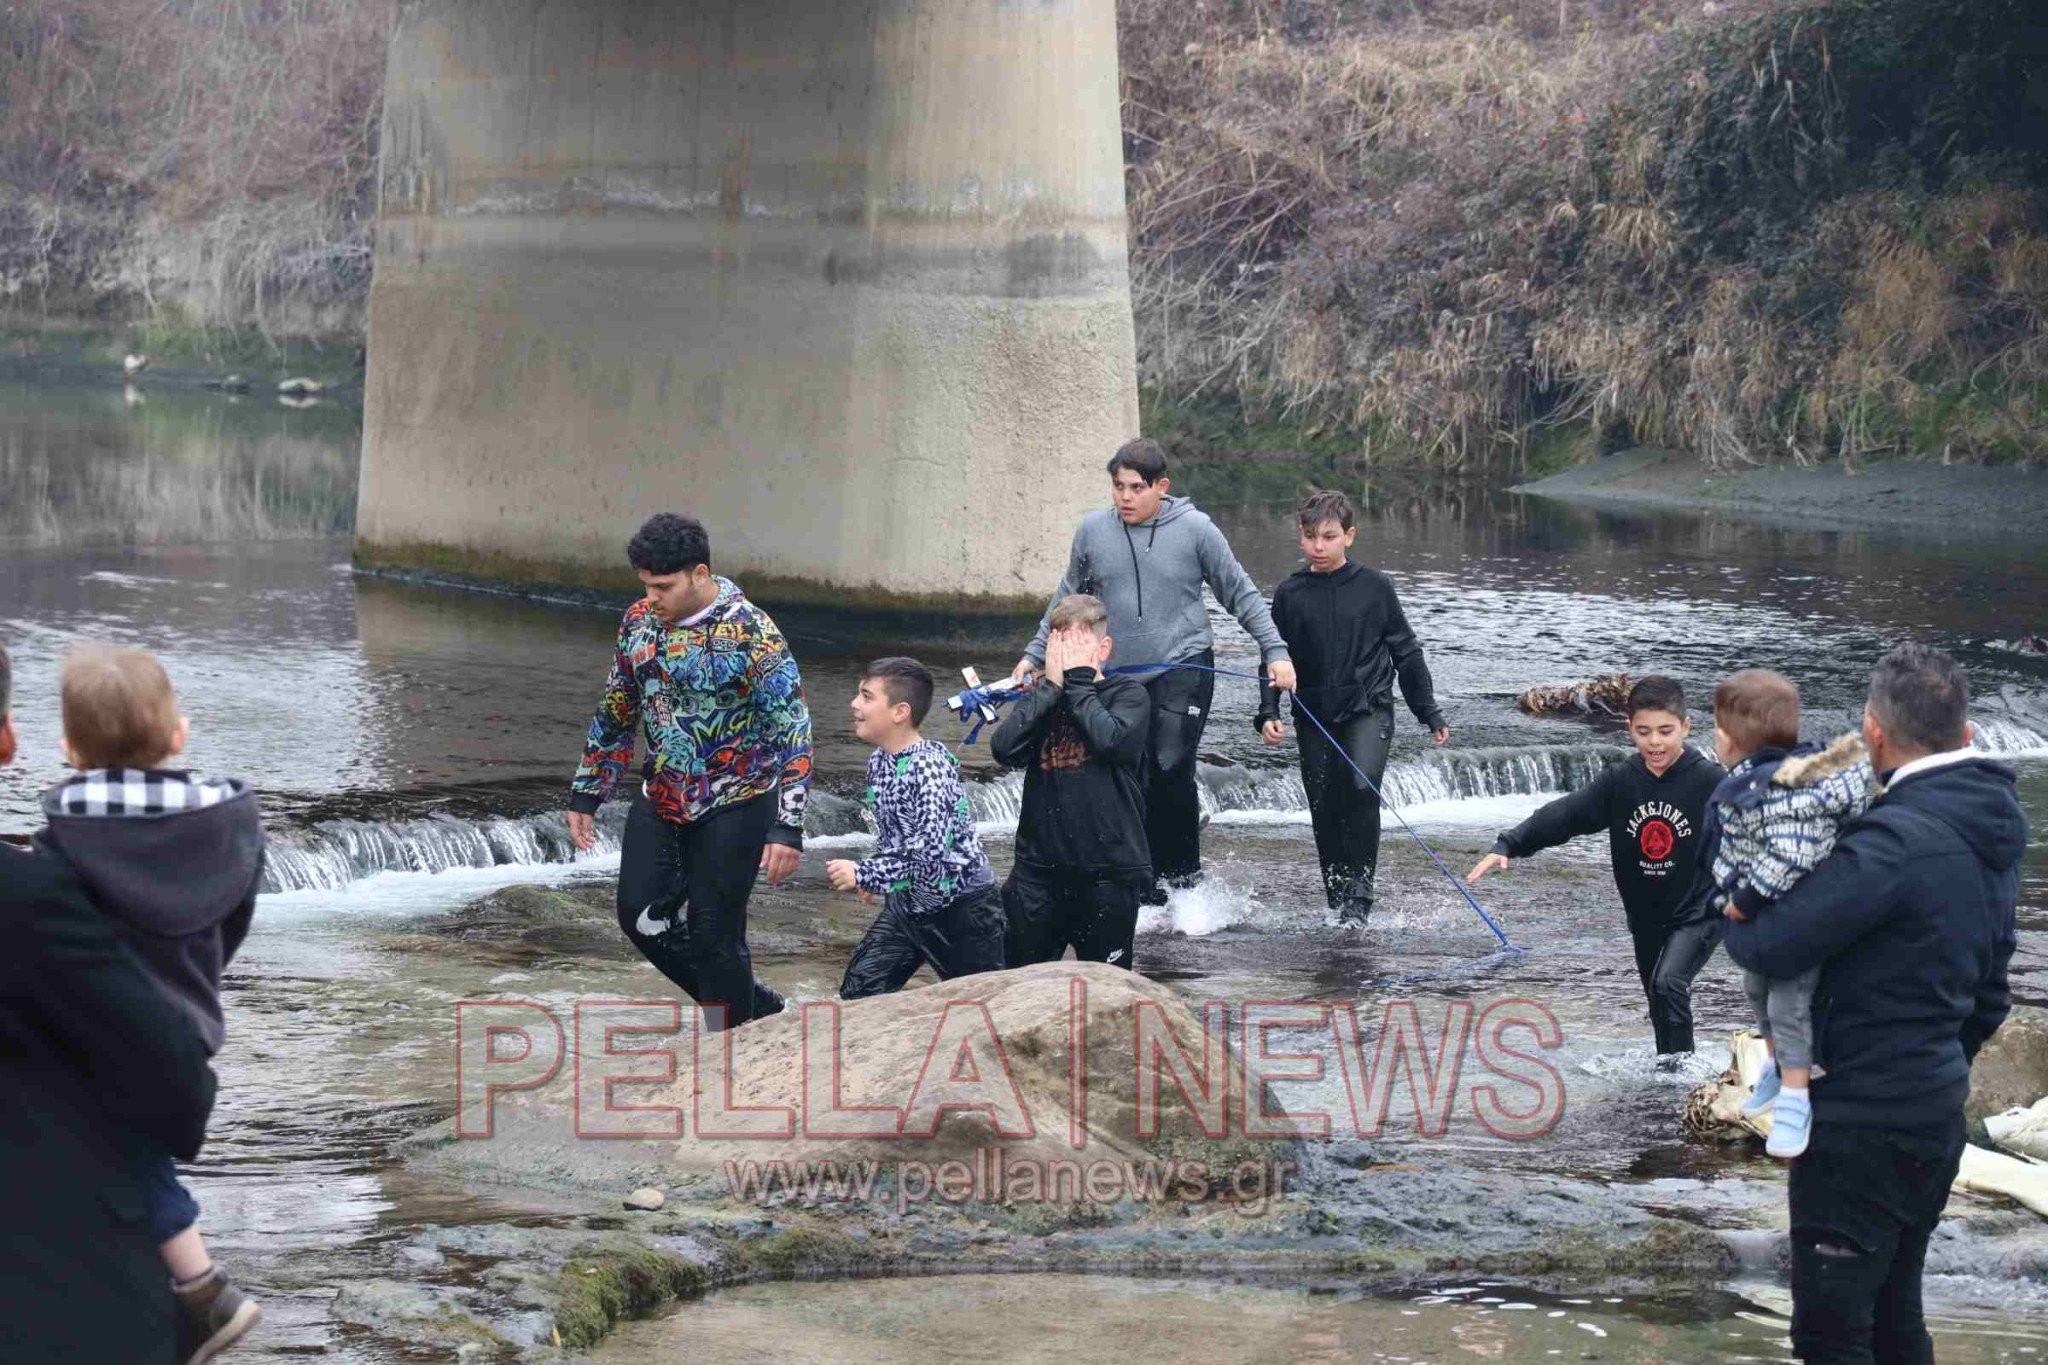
[1256,490,1448,925]
[992,594,1152,969]
[1467,675,1724,1056]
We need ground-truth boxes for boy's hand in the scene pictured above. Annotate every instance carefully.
[567,810,596,852]
[1466,852,1509,884]
[824,859,860,893]
[1267,660,1298,693]
[1260,719,1285,746]
[761,843,800,886]
[1431,727,1451,747]
[1044,629,1080,688]
[1722,899,1749,923]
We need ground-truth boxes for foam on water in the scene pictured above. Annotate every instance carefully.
[1138,872,1260,938]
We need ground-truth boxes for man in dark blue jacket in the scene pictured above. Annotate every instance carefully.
[1725,644,2024,1364]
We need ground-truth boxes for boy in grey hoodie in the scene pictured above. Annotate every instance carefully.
[36,647,264,1363]
[1013,439,1296,894]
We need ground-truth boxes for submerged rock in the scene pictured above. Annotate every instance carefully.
[1968,1005,2048,1134]
[623,1187,666,1211]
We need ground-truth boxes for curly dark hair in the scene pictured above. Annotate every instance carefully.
[626,514,711,576]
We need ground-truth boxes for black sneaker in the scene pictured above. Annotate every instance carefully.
[1334,898,1373,927]
[174,1268,261,1364]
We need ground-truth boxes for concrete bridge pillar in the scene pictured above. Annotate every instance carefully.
[358,0,1138,612]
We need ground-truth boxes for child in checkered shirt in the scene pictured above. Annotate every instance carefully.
[34,646,264,1360]
[825,658,1006,998]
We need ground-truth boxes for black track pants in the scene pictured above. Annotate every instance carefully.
[1297,705,1394,912]
[1646,913,1721,1055]
[1142,654,1216,884]
[1002,862,1150,970]
[840,884,1008,999]
[1787,1117,1964,1364]
[616,794,787,1031]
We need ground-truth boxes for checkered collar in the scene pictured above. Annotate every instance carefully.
[52,768,236,816]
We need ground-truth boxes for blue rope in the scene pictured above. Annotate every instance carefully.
[953,660,1519,953]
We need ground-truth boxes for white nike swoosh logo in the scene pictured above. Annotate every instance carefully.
[635,907,676,937]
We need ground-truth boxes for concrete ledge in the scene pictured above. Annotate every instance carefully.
[353,539,1047,618]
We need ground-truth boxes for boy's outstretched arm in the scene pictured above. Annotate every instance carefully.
[1469,762,1619,881]
[1063,671,1150,766]
[990,680,1064,768]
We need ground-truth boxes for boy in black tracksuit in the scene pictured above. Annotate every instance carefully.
[1468,675,1725,1055]
[993,594,1153,969]
[1256,490,1449,925]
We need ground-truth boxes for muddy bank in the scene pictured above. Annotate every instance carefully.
[1517,450,2048,537]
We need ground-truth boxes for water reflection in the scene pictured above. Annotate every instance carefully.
[0,377,357,547]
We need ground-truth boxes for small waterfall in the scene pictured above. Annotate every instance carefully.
[259,718,2048,896]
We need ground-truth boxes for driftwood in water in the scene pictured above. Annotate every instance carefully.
[1515,672,1632,719]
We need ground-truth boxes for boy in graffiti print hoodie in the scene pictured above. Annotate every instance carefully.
[35,647,265,1363]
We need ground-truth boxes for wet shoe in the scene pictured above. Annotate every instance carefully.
[1333,898,1373,928]
[174,1267,261,1363]
[1740,1057,1782,1117]
[1653,1051,1692,1075]
[1765,1088,1812,1160]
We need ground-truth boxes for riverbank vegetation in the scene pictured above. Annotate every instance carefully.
[0,0,387,337]
[3,0,2041,471]
[1126,0,2048,472]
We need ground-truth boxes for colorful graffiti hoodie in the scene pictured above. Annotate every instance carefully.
[570,577,813,843]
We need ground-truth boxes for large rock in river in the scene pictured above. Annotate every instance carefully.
[404,962,1272,1203]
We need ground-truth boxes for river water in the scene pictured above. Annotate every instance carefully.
[4,373,2047,1359]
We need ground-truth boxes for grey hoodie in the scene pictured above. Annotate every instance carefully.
[38,770,265,1054]
[1026,497,1289,674]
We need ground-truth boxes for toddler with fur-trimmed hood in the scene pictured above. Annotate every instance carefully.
[35,646,265,1362]
[1708,671,1878,1161]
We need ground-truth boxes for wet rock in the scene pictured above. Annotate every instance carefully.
[624,1186,666,1211]
[1968,1005,2048,1135]
[395,882,629,963]
[328,1279,506,1350]
[404,962,1272,1202]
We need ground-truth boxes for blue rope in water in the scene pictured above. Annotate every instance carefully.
[952,660,1519,954]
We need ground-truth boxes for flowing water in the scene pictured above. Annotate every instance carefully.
[5,370,2048,1358]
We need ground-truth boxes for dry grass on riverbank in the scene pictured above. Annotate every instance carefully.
[1123,0,2048,473]
[0,0,389,334]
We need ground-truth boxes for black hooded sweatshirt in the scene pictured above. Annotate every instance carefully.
[1492,747,1724,930]
[1725,755,2025,1134]
[1255,561,1445,732]
[37,770,265,1055]
[990,669,1151,874]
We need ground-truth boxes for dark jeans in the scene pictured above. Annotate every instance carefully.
[1003,862,1150,970]
[1298,705,1394,912]
[840,884,1008,999]
[1142,653,1216,885]
[1788,1117,1966,1364]
[616,794,787,1031]
[1644,912,1721,1054]
[131,1151,199,1244]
